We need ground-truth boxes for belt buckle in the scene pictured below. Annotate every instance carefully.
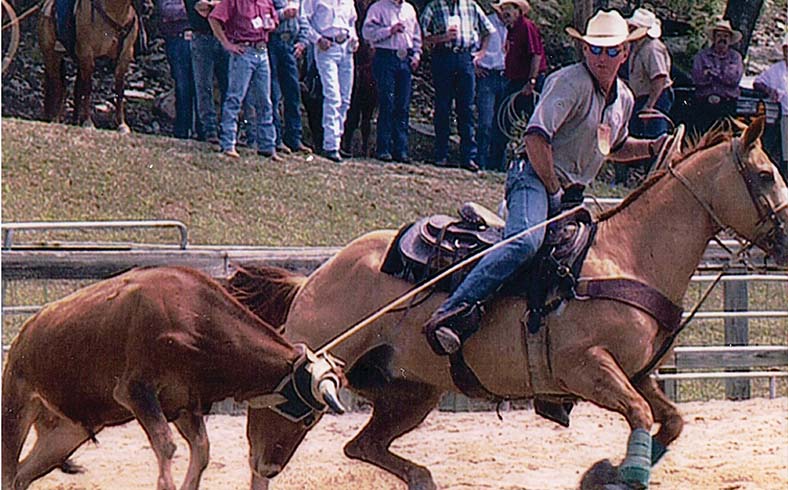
[396,48,408,60]
[335,32,348,43]
[707,94,721,105]
[280,32,291,42]
[183,30,193,41]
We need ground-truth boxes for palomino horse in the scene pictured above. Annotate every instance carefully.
[239,117,788,490]
[38,0,138,131]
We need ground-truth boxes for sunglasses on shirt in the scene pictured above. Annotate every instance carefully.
[588,45,623,58]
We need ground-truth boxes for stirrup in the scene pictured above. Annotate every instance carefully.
[434,327,461,355]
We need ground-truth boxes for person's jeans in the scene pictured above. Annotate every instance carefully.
[315,43,354,152]
[437,159,547,314]
[475,69,506,170]
[373,49,413,159]
[219,47,276,153]
[431,50,477,164]
[191,33,229,141]
[269,34,304,149]
[164,35,195,139]
[616,88,674,183]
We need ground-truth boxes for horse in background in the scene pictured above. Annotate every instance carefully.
[38,0,139,132]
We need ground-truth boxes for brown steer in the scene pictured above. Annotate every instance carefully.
[1,266,343,490]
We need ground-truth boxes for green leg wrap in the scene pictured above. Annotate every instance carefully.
[650,437,668,466]
[618,428,652,489]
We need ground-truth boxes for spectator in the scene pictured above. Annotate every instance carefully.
[302,0,359,163]
[423,10,668,357]
[208,0,282,160]
[615,7,673,184]
[691,18,744,135]
[473,5,506,170]
[493,0,546,170]
[421,0,495,171]
[269,0,311,153]
[362,0,422,163]
[157,0,195,139]
[753,33,788,179]
[190,0,230,143]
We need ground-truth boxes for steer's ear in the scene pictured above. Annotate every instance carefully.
[741,116,765,152]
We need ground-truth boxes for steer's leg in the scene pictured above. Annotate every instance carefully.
[636,376,684,465]
[113,379,177,490]
[247,408,311,490]
[344,380,442,490]
[555,346,655,489]
[173,410,209,490]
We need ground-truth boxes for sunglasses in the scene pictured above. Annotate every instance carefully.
[588,45,623,58]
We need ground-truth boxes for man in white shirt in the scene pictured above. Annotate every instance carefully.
[303,0,359,162]
[754,33,788,179]
[474,8,506,170]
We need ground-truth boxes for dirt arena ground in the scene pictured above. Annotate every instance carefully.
[26,397,787,490]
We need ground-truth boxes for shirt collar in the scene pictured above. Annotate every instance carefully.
[581,62,620,107]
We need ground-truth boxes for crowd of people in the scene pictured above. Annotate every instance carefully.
[141,0,787,174]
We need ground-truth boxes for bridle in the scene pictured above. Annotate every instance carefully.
[666,137,788,257]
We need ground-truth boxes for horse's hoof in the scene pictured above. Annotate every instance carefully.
[118,124,130,134]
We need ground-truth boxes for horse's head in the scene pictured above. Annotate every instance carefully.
[709,117,788,265]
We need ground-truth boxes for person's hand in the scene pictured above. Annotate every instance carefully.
[547,188,564,218]
[474,65,487,77]
[472,50,485,67]
[520,83,534,97]
[446,27,459,41]
[194,0,217,17]
[283,6,298,19]
[317,37,332,50]
[294,42,306,58]
[410,58,419,71]
[350,38,359,52]
[222,41,244,55]
[390,22,405,35]
[770,88,782,103]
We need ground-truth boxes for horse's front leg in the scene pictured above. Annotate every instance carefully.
[75,56,96,128]
[555,345,655,489]
[113,33,136,134]
[636,376,684,465]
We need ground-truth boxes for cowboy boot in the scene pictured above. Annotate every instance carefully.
[423,303,481,356]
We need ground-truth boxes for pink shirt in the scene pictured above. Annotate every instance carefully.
[504,15,547,82]
[362,0,422,60]
[209,0,279,43]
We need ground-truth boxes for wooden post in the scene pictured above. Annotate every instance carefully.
[724,275,750,400]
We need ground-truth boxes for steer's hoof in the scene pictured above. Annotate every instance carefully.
[118,123,131,134]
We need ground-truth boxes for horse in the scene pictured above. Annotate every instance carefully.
[235,117,788,490]
[38,0,139,131]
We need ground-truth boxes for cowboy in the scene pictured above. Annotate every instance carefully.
[615,7,673,183]
[362,0,422,163]
[690,18,744,134]
[754,33,788,179]
[424,10,668,356]
[420,0,496,171]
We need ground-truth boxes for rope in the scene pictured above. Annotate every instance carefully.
[2,0,21,74]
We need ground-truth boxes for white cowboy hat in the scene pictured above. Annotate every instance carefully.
[491,0,530,15]
[706,19,742,45]
[566,10,648,47]
[627,7,662,39]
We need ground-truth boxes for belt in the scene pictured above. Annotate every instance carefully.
[435,45,471,54]
[236,40,267,49]
[376,47,414,59]
[270,31,294,42]
[322,32,349,44]
[479,67,504,74]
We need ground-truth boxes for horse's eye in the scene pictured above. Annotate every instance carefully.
[759,170,775,185]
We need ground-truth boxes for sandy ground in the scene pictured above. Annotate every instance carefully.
[25,397,788,490]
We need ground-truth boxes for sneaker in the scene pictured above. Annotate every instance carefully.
[323,150,342,163]
[434,327,461,355]
[258,150,284,161]
[460,160,480,172]
[393,154,411,164]
[276,144,292,154]
[223,148,240,158]
[287,143,312,153]
[376,153,392,162]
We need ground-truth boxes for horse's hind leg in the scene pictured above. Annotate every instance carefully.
[13,407,92,490]
[344,380,442,490]
[2,376,38,489]
[172,410,209,490]
[636,376,684,465]
[74,55,96,128]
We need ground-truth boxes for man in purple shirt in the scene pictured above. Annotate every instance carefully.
[209,0,282,160]
[691,19,744,135]
[362,0,422,162]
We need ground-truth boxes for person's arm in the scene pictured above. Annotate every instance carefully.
[524,133,560,194]
[411,10,422,69]
[472,33,490,65]
[691,51,712,87]
[361,5,390,43]
[720,51,744,88]
[208,17,244,54]
[754,73,781,102]
[420,5,451,47]
[608,136,668,163]
[642,74,670,111]
[301,0,322,44]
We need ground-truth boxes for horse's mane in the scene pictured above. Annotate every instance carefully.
[598,122,735,222]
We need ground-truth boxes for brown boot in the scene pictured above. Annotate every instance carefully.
[423,303,481,356]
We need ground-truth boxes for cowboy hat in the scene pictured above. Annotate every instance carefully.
[491,0,530,15]
[706,19,742,45]
[566,10,648,47]
[627,8,662,39]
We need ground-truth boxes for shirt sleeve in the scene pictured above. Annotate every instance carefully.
[525,72,576,143]
[296,5,310,44]
[475,3,493,38]
[419,3,434,35]
[691,50,710,87]
[349,2,358,42]
[208,0,232,24]
[720,51,744,87]
[644,43,670,81]
[301,0,321,43]
[524,20,544,57]
[411,8,423,59]
[361,4,387,43]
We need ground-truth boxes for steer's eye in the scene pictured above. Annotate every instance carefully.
[759,170,775,185]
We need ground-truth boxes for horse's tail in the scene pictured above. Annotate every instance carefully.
[225,265,308,330]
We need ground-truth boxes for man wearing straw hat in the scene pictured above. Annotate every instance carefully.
[691,18,744,134]
[425,10,669,358]
[754,33,788,179]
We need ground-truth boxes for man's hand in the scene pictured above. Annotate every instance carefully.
[194,0,219,17]
[520,83,534,97]
[472,50,485,67]
[223,41,245,55]
[474,65,487,77]
[390,22,405,35]
[317,37,332,50]
[446,28,459,42]
[350,39,359,52]
[294,42,306,58]
[547,188,564,218]
[410,58,419,71]
[283,6,298,19]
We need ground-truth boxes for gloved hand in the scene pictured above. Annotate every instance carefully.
[547,188,564,218]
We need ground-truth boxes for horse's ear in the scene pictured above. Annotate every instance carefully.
[741,116,766,151]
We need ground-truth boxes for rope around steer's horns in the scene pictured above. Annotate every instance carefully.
[314,204,585,358]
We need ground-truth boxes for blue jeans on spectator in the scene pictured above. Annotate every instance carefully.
[219,47,276,153]
[431,50,477,164]
[475,68,507,170]
[616,88,674,183]
[436,159,547,314]
[164,34,195,139]
[55,0,76,48]
[315,43,354,153]
[373,49,413,159]
[191,33,228,141]
[269,34,304,149]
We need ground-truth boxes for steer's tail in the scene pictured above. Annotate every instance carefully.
[225,265,308,330]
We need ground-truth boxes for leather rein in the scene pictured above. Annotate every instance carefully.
[89,0,137,42]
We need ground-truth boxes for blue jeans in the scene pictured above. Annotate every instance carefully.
[373,49,413,159]
[269,34,304,149]
[315,43,354,152]
[219,47,276,153]
[164,35,195,139]
[475,69,507,170]
[191,33,228,140]
[438,159,547,313]
[431,50,477,164]
[616,88,674,183]
[55,0,76,48]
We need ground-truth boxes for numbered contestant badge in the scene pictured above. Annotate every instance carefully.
[597,123,611,156]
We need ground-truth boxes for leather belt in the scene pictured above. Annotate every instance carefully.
[236,40,267,49]
[435,45,471,54]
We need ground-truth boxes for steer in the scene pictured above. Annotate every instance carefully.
[2,266,344,490]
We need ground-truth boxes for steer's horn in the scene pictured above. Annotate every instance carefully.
[318,377,345,414]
